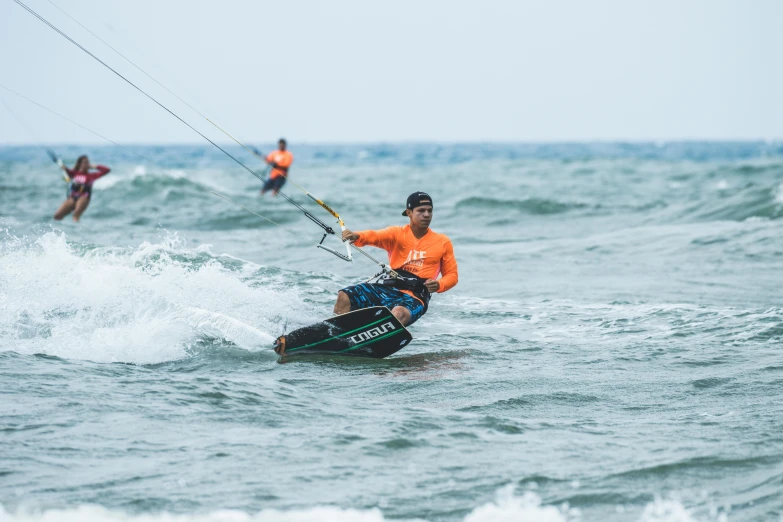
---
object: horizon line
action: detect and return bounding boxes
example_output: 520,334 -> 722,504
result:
2,138 -> 782,147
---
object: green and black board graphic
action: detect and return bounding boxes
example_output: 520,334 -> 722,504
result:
274,306 -> 412,358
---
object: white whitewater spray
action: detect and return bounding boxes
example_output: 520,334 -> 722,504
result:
0,487 -> 734,522
0,231 -> 312,364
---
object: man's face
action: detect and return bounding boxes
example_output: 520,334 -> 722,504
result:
408,205 -> 432,229
278,141 -> 286,151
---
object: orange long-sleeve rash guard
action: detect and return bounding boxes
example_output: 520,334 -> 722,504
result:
353,225 -> 458,293
266,150 -> 293,179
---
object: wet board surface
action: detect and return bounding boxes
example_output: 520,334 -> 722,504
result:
274,306 -> 412,358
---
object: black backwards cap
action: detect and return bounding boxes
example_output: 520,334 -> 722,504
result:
402,192 -> 433,216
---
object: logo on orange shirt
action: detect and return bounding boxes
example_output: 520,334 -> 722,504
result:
402,250 -> 426,268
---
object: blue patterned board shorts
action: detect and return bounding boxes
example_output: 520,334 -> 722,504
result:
340,283 -> 426,326
262,176 -> 286,192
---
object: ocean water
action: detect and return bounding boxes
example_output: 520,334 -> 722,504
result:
1,142 -> 782,522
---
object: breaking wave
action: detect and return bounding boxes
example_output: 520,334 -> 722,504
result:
0,231 -> 315,364
0,486 -> 733,522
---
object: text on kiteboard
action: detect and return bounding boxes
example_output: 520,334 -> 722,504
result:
348,322 -> 396,344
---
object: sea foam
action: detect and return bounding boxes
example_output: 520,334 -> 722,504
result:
0,488 -> 733,522
0,231 -> 297,364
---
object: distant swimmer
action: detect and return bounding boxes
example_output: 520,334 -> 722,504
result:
261,138 -> 293,196
53,155 -> 110,222
335,192 -> 459,326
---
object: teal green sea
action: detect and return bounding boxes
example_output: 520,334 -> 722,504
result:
1,142 -> 782,521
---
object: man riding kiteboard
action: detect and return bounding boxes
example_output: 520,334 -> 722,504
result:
272,192 -> 458,358
260,138 -> 293,196
334,191 -> 459,326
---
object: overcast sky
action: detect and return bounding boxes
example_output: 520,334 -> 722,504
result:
1,0 -> 781,144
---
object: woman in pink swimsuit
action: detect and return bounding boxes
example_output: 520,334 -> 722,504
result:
53,155 -> 110,222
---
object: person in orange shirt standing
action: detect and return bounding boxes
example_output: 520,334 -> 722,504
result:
261,138 -> 293,196
335,192 -> 458,326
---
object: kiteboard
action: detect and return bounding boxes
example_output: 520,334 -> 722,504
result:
273,306 -> 412,358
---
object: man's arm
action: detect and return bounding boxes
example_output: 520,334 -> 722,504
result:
342,227 -> 398,251
271,154 -> 292,173
433,240 -> 458,293
266,153 -> 293,170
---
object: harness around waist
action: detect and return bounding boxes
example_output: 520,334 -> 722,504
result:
70,182 -> 92,195
372,268 -> 431,312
